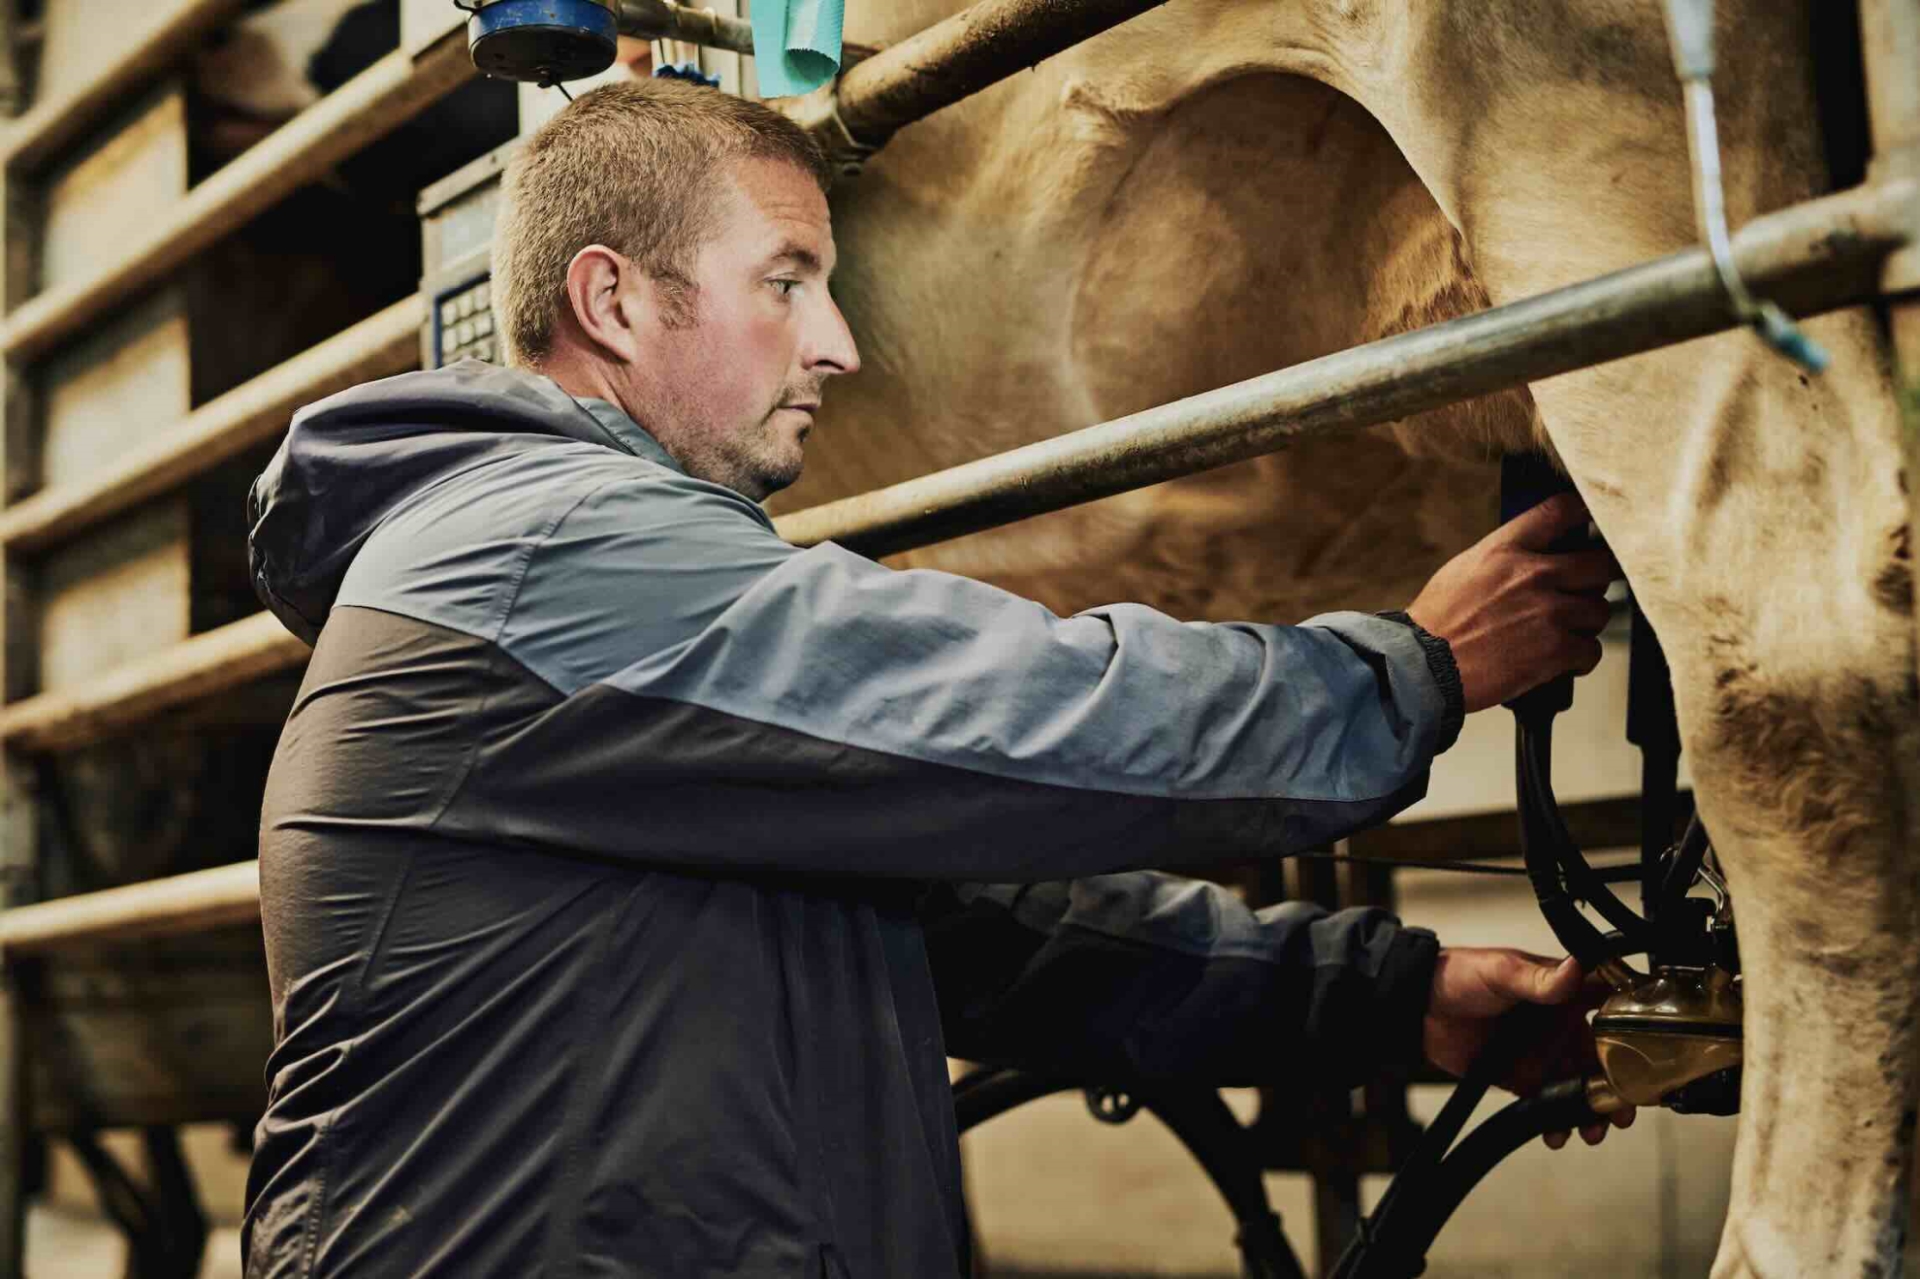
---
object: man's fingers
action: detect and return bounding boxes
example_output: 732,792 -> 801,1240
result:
1537,547 -> 1620,593
1563,635 -> 1604,677
1580,1122 -> 1607,1146
1498,492 -> 1590,552
1611,1107 -> 1637,1130
1543,1129 -> 1570,1151
1514,953 -> 1583,1005
1550,594 -> 1614,637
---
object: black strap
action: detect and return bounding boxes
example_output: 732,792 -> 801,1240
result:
1626,595 -> 1683,946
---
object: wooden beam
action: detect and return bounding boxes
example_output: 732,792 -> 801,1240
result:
0,861 -> 259,956
0,0 -> 246,176
0,296 -> 421,554
0,796 -> 1687,957
0,29 -> 474,365
0,612 -> 305,754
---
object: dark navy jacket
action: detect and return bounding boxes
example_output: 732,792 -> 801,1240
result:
240,361 -> 1461,1278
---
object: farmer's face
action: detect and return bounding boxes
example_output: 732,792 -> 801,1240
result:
636,156 -> 859,500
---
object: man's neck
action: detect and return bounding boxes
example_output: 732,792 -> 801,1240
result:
536,348 -> 630,419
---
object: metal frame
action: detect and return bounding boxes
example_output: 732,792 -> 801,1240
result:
0,0 -> 1904,1273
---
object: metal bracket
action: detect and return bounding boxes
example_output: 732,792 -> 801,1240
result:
1662,0 -> 1830,372
774,84 -> 885,179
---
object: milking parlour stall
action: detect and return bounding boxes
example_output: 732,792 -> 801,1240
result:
0,0 -> 1908,1275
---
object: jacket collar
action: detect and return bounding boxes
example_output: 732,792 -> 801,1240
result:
569,393 -> 686,474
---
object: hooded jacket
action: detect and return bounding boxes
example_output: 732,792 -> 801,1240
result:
241,360 -> 1462,1279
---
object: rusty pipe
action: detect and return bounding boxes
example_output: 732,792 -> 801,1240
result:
618,0 -> 755,55
830,0 -> 1169,145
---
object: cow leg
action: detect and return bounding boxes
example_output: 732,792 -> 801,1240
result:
1533,312 -> 1917,1278
1295,1 -> 1920,1268
1595,323 -> 1914,1279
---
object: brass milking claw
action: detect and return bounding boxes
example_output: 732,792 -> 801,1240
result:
1588,962 -> 1742,1116
1587,845 -> 1744,1117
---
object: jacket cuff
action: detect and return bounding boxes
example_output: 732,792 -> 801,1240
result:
1376,610 -> 1464,754
1372,925 -> 1441,1076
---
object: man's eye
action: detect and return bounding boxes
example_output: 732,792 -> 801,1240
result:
770,279 -> 799,297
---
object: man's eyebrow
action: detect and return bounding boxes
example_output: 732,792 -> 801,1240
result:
767,241 -> 829,276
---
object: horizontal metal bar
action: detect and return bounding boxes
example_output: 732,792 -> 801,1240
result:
619,0 -> 756,56
0,29 -> 475,365
833,0 -> 1168,144
0,0 -> 246,175
0,297 -> 421,554
1,861 -> 259,956
772,179 -> 1916,556
0,613 -> 307,755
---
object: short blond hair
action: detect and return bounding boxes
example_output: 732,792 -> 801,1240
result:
494,78 -> 830,366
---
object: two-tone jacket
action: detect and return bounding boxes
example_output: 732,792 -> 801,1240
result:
240,360 -> 1463,1279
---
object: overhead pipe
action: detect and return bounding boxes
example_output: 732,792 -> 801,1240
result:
827,0 -> 1170,146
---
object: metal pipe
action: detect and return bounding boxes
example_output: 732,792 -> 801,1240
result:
0,861 -> 260,956
0,0 -> 247,175
773,178 -> 1914,556
0,30 -> 476,365
618,0 -> 755,56
832,0 -> 1169,145
0,298 -> 421,555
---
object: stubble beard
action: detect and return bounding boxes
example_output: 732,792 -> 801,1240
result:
741,382 -> 820,501
743,415 -> 807,501
689,402 -> 808,503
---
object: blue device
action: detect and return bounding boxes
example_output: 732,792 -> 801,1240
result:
466,0 -> 620,85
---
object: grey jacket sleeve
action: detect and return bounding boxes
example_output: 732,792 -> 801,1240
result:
354,465 -> 1464,882
920,874 -> 1438,1087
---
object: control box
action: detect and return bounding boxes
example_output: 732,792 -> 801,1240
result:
418,139 -> 517,369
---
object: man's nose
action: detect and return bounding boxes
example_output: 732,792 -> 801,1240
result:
803,295 -> 861,377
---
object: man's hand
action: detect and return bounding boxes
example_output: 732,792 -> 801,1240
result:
1406,493 -> 1620,713
1423,946 -> 1636,1149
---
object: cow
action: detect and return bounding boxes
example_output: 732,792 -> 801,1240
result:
771,2 -> 1917,1274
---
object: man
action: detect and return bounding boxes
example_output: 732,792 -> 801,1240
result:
242,79 -> 1628,1278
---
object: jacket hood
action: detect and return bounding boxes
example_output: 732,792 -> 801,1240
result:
248,360 -> 656,645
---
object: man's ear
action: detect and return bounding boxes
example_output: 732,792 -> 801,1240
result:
562,245 -> 647,361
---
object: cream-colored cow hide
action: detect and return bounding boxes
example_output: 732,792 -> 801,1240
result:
780,2 -> 1920,1275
